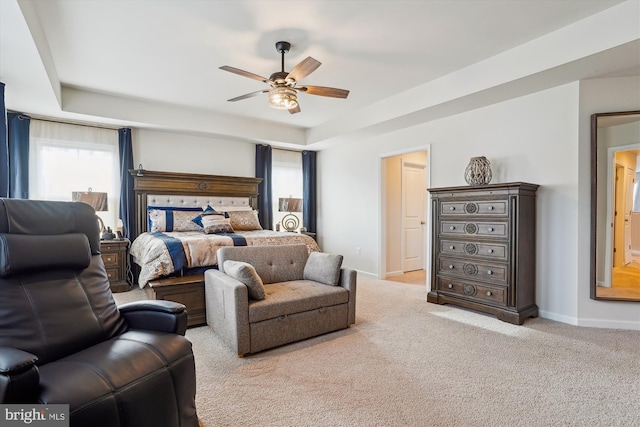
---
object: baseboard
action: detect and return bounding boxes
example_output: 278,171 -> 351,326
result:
538,310 -> 578,326
539,310 -> 640,331
355,270 -> 379,279
385,271 -> 403,278
577,317 -> 640,331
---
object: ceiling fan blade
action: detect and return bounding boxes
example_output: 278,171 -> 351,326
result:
288,104 -> 301,114
227,90 -> 268,102
298,86 -> 349,99
219,66 -> 269,83
286,57 -> 321,82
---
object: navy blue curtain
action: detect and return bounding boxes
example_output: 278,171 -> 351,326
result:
118,128 -> 135,240
6,113 -> 30,198
0,83 -> 7,197
118,128 -> 135,286
302,150 -> 317,233
255,144 -> 273,229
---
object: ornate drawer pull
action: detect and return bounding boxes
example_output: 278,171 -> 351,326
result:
488,206 -> 494,211
488,249 -> 494,253
450,226 -> 455,230
449,245 -> 455,250
448,284 -> 453,289
488,227 -> 494,232
486,291 -> 492,296
487,270 -> 493,275
449,265 -> 454,269
450,206 -> 455,211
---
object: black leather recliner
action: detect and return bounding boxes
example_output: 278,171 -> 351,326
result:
0,198 -> 199,427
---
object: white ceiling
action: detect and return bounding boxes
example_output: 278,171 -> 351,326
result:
1,0 -> 638,150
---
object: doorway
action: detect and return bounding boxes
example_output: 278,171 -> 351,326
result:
381,149 -> 429,286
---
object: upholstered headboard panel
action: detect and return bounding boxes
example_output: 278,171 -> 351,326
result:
147,195 -> 253,212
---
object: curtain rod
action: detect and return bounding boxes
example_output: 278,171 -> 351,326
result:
8,110 -> 123,131
273,147 -> 316,154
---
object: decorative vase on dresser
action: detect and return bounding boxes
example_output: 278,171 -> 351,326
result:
427,182 -> 539,325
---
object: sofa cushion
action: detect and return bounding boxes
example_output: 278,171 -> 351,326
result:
248,280 -> 349,323
223,260 -> 265,300
303,252 -> 343,286
218,245 -> 308,284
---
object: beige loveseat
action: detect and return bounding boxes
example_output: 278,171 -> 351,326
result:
204,244 -> 356,356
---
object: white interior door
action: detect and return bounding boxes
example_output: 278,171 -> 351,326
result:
624,167 -> 634,264
614,164 -> 625,268
402,162 -> 426,272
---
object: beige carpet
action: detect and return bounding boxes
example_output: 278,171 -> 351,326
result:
115,280 -> 640,427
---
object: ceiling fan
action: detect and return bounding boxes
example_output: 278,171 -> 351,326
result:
219,41 -> 349,114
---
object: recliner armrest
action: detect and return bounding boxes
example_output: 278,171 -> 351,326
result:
0,347 -> 39,403
119,300 -> 188,336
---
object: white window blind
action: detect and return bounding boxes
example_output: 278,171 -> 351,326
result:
28,120 -> 121,231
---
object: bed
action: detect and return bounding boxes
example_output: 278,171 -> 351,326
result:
128,169 -> 319,326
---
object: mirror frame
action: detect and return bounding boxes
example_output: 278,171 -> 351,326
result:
590,110 -> 640,301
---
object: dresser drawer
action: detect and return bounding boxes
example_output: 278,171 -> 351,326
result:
440,221 -> 508,238
440,240 -> 508,261
438,257 -> 508,283
436,276 -> 507,307
105,266 -> 121,282
101,252 -> 120,266
441,200 -> 507,216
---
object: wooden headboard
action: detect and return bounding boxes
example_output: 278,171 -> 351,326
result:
129,169 -> 262,238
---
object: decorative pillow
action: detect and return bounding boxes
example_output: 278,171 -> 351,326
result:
148,209 -> 203,233
201,213 -> 235,234
147,206 -> 202,230
303,252 -> 344,286
192,205 -> 217,228
223,260 -> 265,300
228,210 -> 262,231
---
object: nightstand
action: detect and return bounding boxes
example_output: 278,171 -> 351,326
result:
100,239 -> 130,293
300,231 -> 317,241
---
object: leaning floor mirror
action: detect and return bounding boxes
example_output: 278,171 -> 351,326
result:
591,110 -> 640,301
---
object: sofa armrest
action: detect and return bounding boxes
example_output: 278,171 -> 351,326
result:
339,268 -> 357,325
204,269 -> 251,356
0,347 -> 39,403
119,300 -> 188,336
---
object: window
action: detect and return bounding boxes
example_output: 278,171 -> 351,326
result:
272,149 -> 303,231
29,120 -> 120,231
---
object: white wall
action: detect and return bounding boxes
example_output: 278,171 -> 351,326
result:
577,76 -> 640,329
128,77 -> 640,330
133,128 -> 255,177
319,82 -> 586,325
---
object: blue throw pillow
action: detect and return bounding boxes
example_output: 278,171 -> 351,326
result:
192,205 -> 216,228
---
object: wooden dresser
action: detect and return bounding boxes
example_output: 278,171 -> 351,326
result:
100,239 -> 130,293
427,182 -> 539,325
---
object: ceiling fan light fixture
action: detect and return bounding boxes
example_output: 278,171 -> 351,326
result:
268,86 -> 298,110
